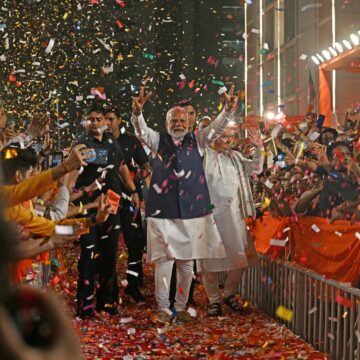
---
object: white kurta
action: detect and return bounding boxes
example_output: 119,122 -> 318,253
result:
197,147 -> 263,272
131,109 -> 234,262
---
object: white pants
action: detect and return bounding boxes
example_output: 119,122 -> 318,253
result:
202,269 -> 244,304
155,257 -> 193,312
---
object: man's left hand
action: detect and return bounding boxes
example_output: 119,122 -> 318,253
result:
248,127 -> 263,148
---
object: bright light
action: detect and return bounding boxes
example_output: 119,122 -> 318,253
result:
316,53 -> 325,63
275,111 -> 284,121
311,56 -> 320,65
266,112 -> 275,120
321,50 -> 331,61
343,39 -> 352,50
350,33 -> 359,46
334,42 -> 344,53
328,47 -> 337,57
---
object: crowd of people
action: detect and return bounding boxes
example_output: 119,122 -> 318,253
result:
0,89 -> 358,357
247,111 -> 360,223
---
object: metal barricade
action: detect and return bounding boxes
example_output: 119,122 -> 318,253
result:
220,255 -> 360,360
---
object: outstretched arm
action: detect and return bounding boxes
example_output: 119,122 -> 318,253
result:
130,86 -> 159,155
196,85 -> 238,152
131,113 -> 160,155
240,128 -> 265,175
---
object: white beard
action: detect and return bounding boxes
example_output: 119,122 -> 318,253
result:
168,128 -> 187,140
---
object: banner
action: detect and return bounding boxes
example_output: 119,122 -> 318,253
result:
250,214 -> 360,285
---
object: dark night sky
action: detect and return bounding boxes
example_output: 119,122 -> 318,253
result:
0,0 -> 244,147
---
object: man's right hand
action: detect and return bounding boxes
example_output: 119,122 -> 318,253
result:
224,85 -> 238,112
132,86 -> 153,115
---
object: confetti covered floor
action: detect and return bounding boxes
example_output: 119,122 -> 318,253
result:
58,241 -> 331,360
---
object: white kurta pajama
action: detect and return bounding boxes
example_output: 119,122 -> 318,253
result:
198,146 -> 264,304
131,109 -> 233,311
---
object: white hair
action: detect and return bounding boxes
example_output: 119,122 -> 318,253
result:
165,106 -> 188,123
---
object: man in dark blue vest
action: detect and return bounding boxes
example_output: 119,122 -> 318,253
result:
131,86 -> 238,324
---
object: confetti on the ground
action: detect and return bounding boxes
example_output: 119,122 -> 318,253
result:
52,238 -> 330,359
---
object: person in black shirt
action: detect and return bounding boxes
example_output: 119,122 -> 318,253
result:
105,106 -> 150,303
73,102 -> 139,318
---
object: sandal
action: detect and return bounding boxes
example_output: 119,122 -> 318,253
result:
224,295 -> 244,313
207,302 -> 222,316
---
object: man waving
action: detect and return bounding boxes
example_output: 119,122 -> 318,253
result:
131,86 -> 238,324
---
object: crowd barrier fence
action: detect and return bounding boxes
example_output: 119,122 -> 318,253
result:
220,255 -> 360,360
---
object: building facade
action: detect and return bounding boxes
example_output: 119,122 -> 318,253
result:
245,0 -> 360,124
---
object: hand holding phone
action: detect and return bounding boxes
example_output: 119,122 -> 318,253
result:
316,114 -> 325,128
50,151 -> 64,168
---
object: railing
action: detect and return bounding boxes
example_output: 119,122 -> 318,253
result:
222,255 -> 360,360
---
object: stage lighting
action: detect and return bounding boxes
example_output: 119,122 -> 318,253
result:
343,39 -> 352,50
328,47 -> 337,57
311,56 -> 320,65
350,34 -> 359,46
334,42 -> 344,53
316,54 -> 325,63
321,50 -> 331,61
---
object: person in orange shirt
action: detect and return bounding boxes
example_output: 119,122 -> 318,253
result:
1,144 -> 112,285
0,143 -> 92,207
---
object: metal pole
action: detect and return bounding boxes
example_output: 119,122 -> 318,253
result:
56,98 -> 61,151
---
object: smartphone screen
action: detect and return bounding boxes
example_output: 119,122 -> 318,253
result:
316,114 -> 325,128
86,149 -> 108,165
50,152 -> 63,168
